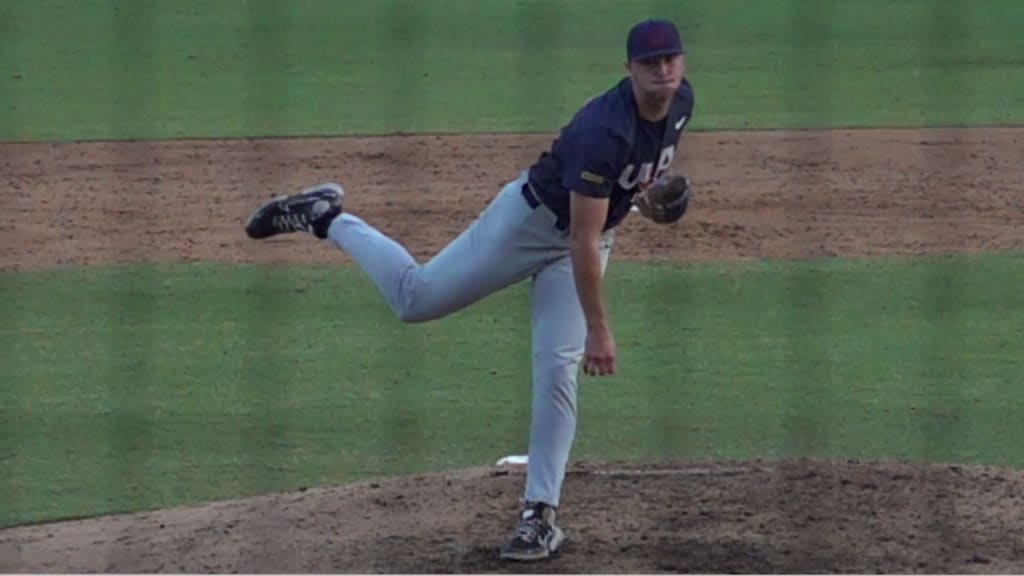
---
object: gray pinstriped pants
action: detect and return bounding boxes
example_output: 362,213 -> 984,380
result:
326,170 -> 613,506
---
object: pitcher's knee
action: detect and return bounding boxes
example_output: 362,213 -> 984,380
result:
395,304 -> 435,324
545,347 -> 584,370
535,349 -> 584,399
393,288 -> 462,324
540,348 -> 583,371
393,292 -> 446,323
389,270 -> 441,323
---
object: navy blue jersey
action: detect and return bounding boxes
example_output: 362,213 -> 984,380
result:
527,76 -> 695,231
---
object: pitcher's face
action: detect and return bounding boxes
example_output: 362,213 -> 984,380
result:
627,54 -> 684,100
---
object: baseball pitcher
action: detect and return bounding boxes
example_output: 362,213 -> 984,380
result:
245,18 -> 694,562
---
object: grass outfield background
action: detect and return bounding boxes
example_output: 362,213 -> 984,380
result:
2,0 -> 1023,528
4,256 -> 1024,527
1,0 -> 1023,141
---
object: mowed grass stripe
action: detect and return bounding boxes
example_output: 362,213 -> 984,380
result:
1,253 -> 1022,526
2,0 -> 1023,141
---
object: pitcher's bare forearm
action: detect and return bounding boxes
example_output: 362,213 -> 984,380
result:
569,191 -> 611,330
570,238 -> 607,331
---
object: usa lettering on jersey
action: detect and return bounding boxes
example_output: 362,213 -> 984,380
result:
617,144 -> 675,190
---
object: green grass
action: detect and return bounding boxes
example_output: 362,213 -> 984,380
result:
2,0 -> 1022,532
2,253 -> 1023,527
1,0 -> 1023,140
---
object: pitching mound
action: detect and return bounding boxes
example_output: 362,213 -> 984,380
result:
3,458 -> 1024,573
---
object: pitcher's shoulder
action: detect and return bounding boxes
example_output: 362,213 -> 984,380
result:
572,77 -> 637,140
563,83 -> 633,142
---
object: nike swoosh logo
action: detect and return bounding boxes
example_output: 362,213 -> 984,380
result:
675,116 -> 688,130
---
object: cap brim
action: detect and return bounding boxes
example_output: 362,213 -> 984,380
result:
630,47 -> 685,61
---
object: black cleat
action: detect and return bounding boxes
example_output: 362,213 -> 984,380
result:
499,501 -> 566,562
245,183 -> 344,240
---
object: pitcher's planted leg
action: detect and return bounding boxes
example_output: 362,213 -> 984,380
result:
523,256 -> 587,507
501,238 -> 611,561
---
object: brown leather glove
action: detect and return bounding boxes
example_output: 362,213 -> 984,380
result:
634,174 -> 691,224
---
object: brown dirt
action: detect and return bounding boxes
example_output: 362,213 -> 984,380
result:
2,127 -> 1023,271
1,127 -> 1023,573
4,459 -> 1024,574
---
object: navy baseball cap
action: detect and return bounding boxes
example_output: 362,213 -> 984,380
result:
627,19 -> 685,61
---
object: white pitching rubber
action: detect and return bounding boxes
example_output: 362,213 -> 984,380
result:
495,454 -> 529,467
